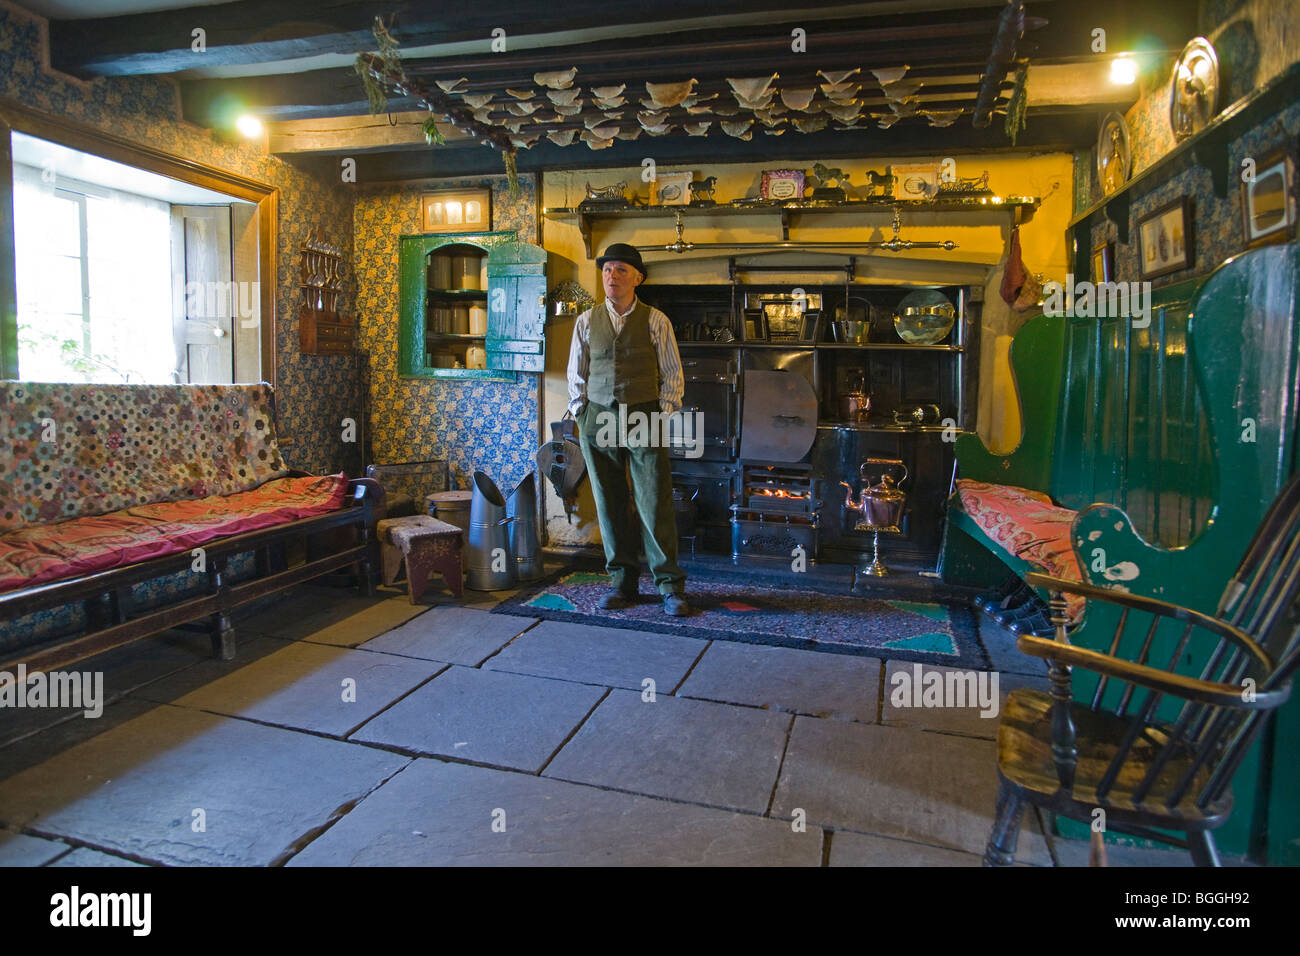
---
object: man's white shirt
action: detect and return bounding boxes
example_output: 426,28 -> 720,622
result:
566,297 -> 684,418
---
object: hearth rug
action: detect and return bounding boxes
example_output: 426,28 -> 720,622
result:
492,568 -> 990,670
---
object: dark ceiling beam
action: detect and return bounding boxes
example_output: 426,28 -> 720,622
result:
296,108 -> 1097,183
45,0 -> 954,78
972,0 -> 1024,127
405,46 -> 1002,88
1020,0 -> 1200,59
179,54 -> 1009,128
400,18 -> 1024,76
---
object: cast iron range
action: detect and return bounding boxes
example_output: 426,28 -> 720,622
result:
731,463 -> 821,560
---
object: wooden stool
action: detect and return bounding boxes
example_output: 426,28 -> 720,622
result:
376,515 -> 464,603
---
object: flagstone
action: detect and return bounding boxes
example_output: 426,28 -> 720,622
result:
288,758 -> 821,866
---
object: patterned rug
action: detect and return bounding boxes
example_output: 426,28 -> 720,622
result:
492,566 -> 990,669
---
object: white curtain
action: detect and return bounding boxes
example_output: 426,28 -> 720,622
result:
13,163 -> 174,383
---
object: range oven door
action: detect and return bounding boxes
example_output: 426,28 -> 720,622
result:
670,351 -> 737,462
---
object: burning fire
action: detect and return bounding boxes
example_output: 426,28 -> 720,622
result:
753,488 -> 809,499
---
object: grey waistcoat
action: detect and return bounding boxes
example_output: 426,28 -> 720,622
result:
587,300 -> 660,407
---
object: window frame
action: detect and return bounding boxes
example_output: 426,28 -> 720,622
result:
0,97 -> 279,387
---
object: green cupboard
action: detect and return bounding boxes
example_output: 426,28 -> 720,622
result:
485,240 -> 548,373
397,230 -> 519,380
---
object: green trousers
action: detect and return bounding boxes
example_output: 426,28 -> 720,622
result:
578,399 -> 686,596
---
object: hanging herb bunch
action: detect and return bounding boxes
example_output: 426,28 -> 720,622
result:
354,16 -> 519,196
1004,61 -> 1029,145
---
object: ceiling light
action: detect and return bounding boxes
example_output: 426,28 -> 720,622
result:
236,115 -> 263,137
1110,56 -> 1138,85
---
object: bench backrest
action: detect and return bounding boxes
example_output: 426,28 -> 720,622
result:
959,240 -> 1300,567
1051,275 -> 1214,545
0,382 -> 289,533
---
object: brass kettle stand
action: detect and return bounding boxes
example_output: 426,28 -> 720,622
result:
852,521 -> 902,589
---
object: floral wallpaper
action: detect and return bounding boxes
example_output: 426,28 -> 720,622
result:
0,3 -> 360,643
0,2 -> 360,479
353,174 -> 541,492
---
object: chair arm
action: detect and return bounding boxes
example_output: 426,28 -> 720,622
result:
1023,572 -> 1272,671
347,477 -> 385,516
1013,633 -> 1290,710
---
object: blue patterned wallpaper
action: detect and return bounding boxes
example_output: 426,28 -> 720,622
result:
1080,7 -> 1299,288
353,175 -> 541,492
0,3 -> 360,478
1086,99 -> 1300,290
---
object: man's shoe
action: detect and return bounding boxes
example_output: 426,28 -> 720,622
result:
598,588 -> 637,610
663,593 -> 692,617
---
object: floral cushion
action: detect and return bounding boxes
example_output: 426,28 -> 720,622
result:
0,382 -> 288,534
955,478 -> 1085,623
0,474 -> 348,594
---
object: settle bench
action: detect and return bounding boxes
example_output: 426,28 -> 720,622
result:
941,240 -> 1300,858
0,382 -> 382,673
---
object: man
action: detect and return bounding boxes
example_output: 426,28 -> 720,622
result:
566,243 -> 691,616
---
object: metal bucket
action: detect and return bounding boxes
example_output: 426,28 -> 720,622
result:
507,472 -> 544,583
426,489 -> 472,532
466,471 -> 518,591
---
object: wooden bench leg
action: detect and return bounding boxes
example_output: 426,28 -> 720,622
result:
208,559 -> 236,660
358,524 -> 378,597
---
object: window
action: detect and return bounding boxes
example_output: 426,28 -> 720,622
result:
13,163 -> 174,383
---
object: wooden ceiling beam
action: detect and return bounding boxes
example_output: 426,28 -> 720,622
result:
44,0 -> 960,78
297,107 -> 1096,182
265,111 -> 470,153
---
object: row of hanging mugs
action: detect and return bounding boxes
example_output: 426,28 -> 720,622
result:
427,252 -> 488,291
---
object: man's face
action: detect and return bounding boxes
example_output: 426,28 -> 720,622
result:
602,260 -> 643,303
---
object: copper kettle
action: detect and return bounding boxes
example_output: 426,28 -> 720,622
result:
841,458 -> 908,529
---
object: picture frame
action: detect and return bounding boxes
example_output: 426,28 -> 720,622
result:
760,169 -> 805,201
1241,145 -> 1297,249
1138,197 -> 1194,280
1091,240 -> 1115,283
888,162 -> 940,200
652,171 -> 694,206
742,310 -> 768,342
420,188 -> 491,233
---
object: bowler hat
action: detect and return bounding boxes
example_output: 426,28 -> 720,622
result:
596,242 -> 647,278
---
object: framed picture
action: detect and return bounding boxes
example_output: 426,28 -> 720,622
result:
652,171 -> 694,206
760,169 -> 805,201
1091,241 -> 1115,283
888,162 -> 940,200
421,188 -> 491,233
1241,145 -> 1296,249
1138,197 -> 1194,280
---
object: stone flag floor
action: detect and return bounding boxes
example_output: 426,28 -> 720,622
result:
0,569 -> 1199,867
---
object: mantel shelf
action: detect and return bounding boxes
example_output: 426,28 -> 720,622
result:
545,196 -> 1041,257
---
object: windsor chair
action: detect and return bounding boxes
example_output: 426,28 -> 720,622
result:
983,472 -> 1300,866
